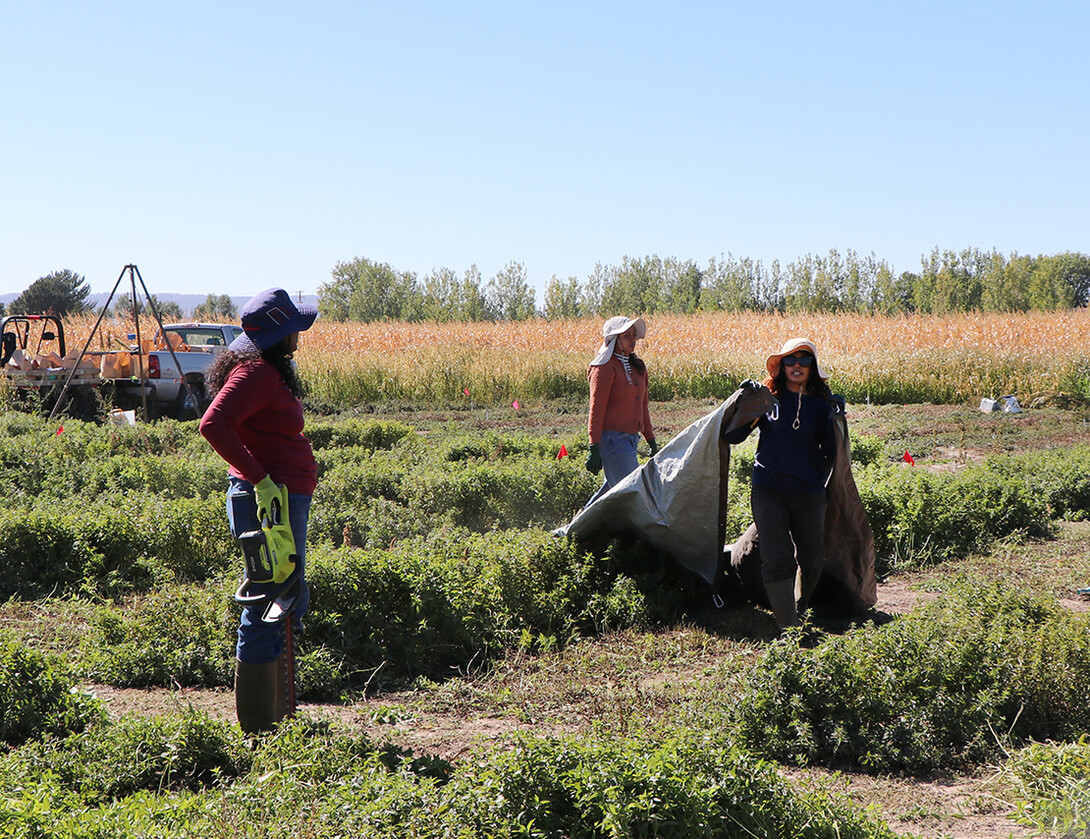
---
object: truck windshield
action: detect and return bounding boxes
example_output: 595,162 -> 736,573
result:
166,328 -> 226,347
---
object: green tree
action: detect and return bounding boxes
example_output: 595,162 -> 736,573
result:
486,261 -> 536,321
192,293 -> 237,321
156,300 -> 184,320
839,251 -> 899,314
702,253 -> 761,311
1029,252 -> 1090,309
870,263 -> 913,315
765,259 -> 786,311
421,267 -> 458,322
783,253 -> 817,313
926,247 -> 986,313
599,255 -> 664,315
661,257 -> 702,313
449,265 -> 492,322
579,263 -> 609,317
542,275 -> 582,320
981,251 -> 1033,312
113,293 -> 182,321
9,269 -> 90,316
319,257 -> 421,322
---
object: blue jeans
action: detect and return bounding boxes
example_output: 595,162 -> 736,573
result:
586,430 -> 640,506
227,476 -> 311,664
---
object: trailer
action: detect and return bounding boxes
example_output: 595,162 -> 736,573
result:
0,314 -> 101,420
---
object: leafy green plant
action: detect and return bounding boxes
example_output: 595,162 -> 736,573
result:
432,732 -> 895,838
856,461 -> 1052,571
0,638 -> 103,747
311,438 -> 594,549
303,530 -> 609,690
1007,736 -> 1090,837
79,585 -> 236,688
5,711 -> 249,803
989,444 -> 1090,521
734,578 -> 1090,774
305,417 -> 415,450
0,505 -> 159,599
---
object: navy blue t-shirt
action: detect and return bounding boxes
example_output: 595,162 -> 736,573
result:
752,390 -> 836,493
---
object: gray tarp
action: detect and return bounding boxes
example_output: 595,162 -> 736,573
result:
556,387 -> 775,586
557,386 -> 877,615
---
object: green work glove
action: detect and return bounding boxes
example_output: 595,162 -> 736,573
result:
254,475 -> 281,525
648,438 -> 660,457
585,443 -> 602,475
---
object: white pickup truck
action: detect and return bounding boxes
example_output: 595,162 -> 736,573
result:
105,322 -> 242,419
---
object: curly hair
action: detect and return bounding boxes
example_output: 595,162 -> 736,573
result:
206,338 -> 305,399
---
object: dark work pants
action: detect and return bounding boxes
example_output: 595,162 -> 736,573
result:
751,485 -> 827,584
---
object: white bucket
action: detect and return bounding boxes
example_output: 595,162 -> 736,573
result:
107,408 -> 137,426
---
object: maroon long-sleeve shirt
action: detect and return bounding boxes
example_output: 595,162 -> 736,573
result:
199,359 -> 318,495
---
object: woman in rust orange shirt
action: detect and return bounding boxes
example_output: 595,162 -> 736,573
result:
584,316 -> 658,506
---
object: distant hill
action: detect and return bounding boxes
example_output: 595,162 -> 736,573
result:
0,291 -> 319,318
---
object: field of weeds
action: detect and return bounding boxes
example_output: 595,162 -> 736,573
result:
1,312 -> 1089,838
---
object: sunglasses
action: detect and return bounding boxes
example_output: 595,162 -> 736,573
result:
782,354 -> 813,368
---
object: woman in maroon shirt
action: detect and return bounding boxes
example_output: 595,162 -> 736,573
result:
200,287 -> 317,734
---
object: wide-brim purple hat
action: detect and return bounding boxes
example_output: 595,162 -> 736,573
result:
229,288 -> 318,353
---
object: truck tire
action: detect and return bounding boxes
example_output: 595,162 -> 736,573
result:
172,383 -> 208,420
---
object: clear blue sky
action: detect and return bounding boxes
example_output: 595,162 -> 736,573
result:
3,1 -> 1087,302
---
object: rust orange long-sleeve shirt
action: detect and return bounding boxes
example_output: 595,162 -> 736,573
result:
587,356 -> 654,444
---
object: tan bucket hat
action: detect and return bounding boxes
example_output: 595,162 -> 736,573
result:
765,337 -> 828,380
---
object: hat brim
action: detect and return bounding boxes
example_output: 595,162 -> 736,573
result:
766,339 -> 828,380
228,306 -> 317,353
602,316 -> 647,340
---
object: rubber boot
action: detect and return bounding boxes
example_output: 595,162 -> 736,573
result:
795,569 -> 821,618
765,578 -> 799,630
234,659 -> 278,734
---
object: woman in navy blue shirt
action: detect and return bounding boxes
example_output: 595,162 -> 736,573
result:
746,338 -> 843,629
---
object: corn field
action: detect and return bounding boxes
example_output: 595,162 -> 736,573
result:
61,309 -> 1090,406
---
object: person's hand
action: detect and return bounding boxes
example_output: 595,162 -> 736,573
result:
585,443 -> 602,475
739,378 -> 761,392
254,475 -> 281,525
828,394 -> 847,418
648,438 -> 660,457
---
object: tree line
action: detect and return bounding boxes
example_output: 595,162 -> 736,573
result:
2,271 -> 237,321
7,248 -> 1089,325
320,249 -> 1090,322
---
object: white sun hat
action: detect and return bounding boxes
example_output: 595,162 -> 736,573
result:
589,316 -> 647,366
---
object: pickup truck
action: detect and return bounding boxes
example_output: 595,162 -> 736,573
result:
104,322 -> 242,419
